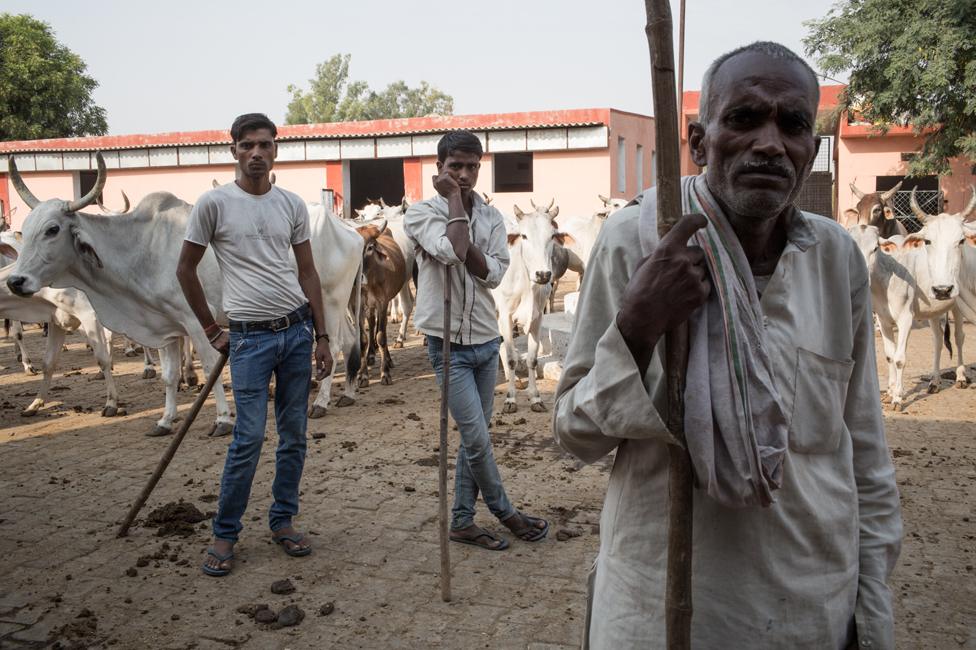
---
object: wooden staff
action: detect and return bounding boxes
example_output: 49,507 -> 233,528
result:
644,1 -> 694,648
438,265 -> 453,602
117,353 -> 228,537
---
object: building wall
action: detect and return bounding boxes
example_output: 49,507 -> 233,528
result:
836,134 -> 976,216
608,110 -> 655,200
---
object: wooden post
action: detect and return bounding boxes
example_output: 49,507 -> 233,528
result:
644,1 -> 694,648
438,265 -> 453,602
117,353 -> 228,538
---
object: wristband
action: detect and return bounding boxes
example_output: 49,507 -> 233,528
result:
203,322 -> 221,335
316,333 -> 330,343
446,218 -> 469,227
207,329 -> 224,343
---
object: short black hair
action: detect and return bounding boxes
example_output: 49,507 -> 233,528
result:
437,130 -> 483,162
230,113 -> 278,143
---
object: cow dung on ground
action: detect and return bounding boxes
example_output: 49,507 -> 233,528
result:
143,501 -> 207,537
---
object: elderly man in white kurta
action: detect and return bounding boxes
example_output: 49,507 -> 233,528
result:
553,42 -> 902,650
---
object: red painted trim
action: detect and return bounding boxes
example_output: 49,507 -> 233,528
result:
325,161 -> 343,212
0,108 -> 614,153
838,120 -> 923,139
403,158 -> 424,204
0,175 -> 10,224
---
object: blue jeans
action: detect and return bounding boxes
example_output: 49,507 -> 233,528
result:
426,335 -> 516,530
212,318 -> 313,542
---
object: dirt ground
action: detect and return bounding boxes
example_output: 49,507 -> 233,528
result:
0,311 -> 973,649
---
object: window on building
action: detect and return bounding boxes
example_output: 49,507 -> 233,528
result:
635,144 -> 644,192
493,152 -> 533,193
617,137 -> 627,193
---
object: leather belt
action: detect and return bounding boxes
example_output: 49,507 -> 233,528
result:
228,304 -> 310,333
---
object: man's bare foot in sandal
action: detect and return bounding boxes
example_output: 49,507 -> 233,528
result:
502,511 -> 549,542
272,525 -> 312,557
202,538 -> 235,577
450,524 -> 510,551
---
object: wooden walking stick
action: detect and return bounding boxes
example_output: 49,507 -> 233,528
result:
644,0 -> 694,647
117,353 -> 228,537
438,264 -> 453,602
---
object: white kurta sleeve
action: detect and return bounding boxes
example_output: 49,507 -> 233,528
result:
845,278 -> 903,650
553,210 -> 673,465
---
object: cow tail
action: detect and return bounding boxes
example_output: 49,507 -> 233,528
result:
944,317 -> 953,359
345,260 -> 364,381
3,319 -> 8,338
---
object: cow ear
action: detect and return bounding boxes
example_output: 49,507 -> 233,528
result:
355,223 -> 382,240
878,239 -> 899,253
554,232 -> 576,247
550,206 -> 559,218
506,233 -> 521,246
841,209 -> 859,228
964,231 -> 976,247
883,206 -> 896,220
903,235 -> 925,250
70,226 -> 103,268
513,205 -> 524,219
0,243 -> 18,260
354,209 -> 364,218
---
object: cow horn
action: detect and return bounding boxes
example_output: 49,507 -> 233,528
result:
379,197 -> 387,208
514,204 -> 525,219
547,198 -> 555,212
66,153 -> 107,213
529,199 -> 537,210
880,180 -> 903,202
120,190 -> 130,213
849,183 -> 865,200
7,157 -> 41,209
909,187 -> 930,222
598,194 -> 609,205
212,179 -> 220,188
961,186 -> 976,222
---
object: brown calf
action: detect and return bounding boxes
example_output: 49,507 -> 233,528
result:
354,221 -> 407,387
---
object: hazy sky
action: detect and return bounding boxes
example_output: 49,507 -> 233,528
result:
5,0 -> 845,136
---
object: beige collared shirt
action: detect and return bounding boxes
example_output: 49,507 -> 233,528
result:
404,192 -> 510,345
553,201 -> 902,649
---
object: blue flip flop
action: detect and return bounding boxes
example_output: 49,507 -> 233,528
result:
273,533 -> 312,557
201,547 -> 234,577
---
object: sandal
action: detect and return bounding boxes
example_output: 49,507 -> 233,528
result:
273,533 -> 312,557
503,512 -> 549,542
450,526 -> 509,551
201,547 -> 234,577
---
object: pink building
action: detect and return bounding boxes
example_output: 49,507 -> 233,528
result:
0,109 -> 654,230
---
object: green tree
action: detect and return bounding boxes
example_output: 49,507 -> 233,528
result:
0,14 -> 107,141
286,54 -> 453,124
804,0 -> 976,175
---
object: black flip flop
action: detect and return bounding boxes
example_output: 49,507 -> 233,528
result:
450,528 -> 510,551
505,513 -> 549,542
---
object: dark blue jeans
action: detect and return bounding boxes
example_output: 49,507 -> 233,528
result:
212,318 -> 312,542
427,335 -> 516,530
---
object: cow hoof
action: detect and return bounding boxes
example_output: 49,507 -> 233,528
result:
20,408 -> 38,417
124,350 -> 138,358
207,422 -> 234,437
335,396 -> 355,408
515,378 -> 527,390
26,365 -> 38,376
146,425 -> 173,437
927,383 -> 940,394
381,375 -> 393,386
893,402 -> 904,413
502,402 -> 518,414
308,404 -> 328,419
102,406 -> 118,417
94,370 -> 105,380
530,401 -> 547,413
142,368 -> 157,379
358,376 -> 370,388
186,373 -> 200,387
393,340 -> 404,349
956,380 -> 969,389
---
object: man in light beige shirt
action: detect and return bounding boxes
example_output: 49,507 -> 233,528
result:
553,42 -> 902,649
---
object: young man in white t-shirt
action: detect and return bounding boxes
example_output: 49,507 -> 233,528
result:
176,113 -> 332,577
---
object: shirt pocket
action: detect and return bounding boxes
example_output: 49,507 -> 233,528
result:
788,348 -> 855,454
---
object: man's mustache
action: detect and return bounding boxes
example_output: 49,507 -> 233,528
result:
737,160 -> 792,179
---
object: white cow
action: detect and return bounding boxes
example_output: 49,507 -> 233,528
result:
0,259 -> 120,417
492,201 -> 574,413
556,194 -> 629,290
7,155 -> 234,437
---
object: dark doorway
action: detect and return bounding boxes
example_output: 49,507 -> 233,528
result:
79,170 -> 104,203
794,171 -> 833,217
349,158 -> 405,212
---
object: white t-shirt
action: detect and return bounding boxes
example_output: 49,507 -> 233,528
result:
185,182 -> 310,320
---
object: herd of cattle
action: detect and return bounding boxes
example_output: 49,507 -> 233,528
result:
2,153 -> 973,434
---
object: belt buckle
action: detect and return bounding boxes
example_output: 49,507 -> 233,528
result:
271,315 -> 290,332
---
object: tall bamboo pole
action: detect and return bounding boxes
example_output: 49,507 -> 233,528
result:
438,265 -> 453,602
643,1 -> 694,648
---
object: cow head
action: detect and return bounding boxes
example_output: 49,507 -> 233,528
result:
847,181 -> 902,227
596,194 -> 628,219
902,186 -> 976,300
509,199 -> 574,286
354,219 -> 389,274
847,223 -> 904,273
355,203 -> 384,222
5,153 -> 107,297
